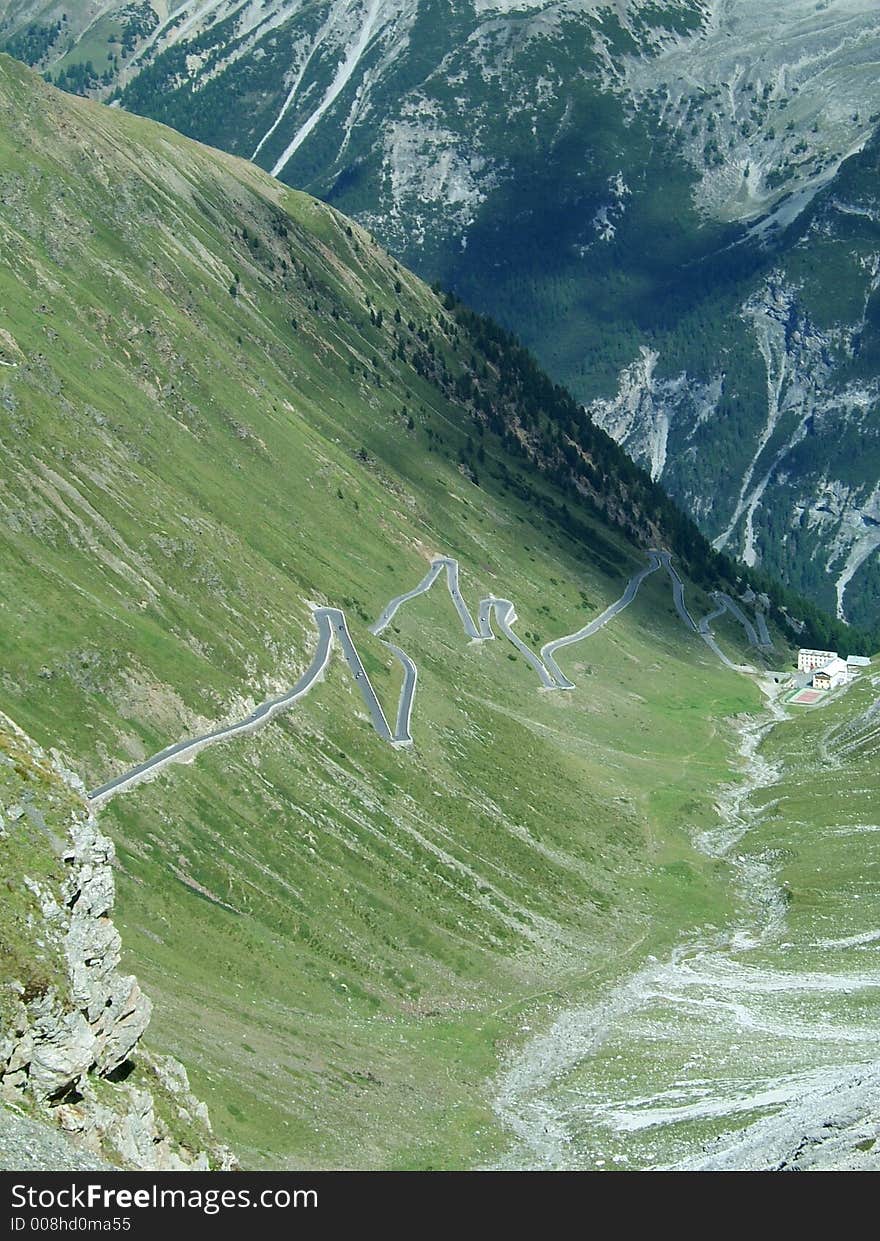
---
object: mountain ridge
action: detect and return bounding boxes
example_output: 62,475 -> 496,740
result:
8,0 -> 876,626
0,53 -> 775,1167
3,48 -> 880,1172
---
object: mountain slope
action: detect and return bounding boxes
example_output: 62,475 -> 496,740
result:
10,0 -> 879,233
0,54 -> 792,1168
5,0 -> 878,627
588,127 -> 880,631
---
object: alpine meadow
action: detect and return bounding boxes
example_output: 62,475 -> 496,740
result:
0,1 -> 878,1181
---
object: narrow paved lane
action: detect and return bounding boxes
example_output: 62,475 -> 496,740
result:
89,549 -> 762,805
90,604 -> 407,805
696,590 -> 774,673
479,597 -> 557,688
541,552 -> 665,687
382,641 -> 418,744
659,551 -> 699,632
370,556 -> 481,639
90,607 -> 335,804
755,609 -> 773,650
715,592 -> 760,648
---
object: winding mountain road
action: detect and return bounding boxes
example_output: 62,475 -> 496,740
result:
90,605 -> 404,805
715,592 -> 760,648
88,549 -> 769,806
370,556 -> 481,640
661,552 -> 699,633
382,640 -> 418,743
755,609 -> 773,650
91,606 -> 330,805
479,597 -> 556,688
696,591 -> 772,673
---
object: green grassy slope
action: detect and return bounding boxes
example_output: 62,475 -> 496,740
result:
6,3 -> 879,630
0,56 -> 775,1167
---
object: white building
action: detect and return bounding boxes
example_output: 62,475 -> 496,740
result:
847,655 -> 871,671
798,648 -> 838,673
813,657 -> 849,690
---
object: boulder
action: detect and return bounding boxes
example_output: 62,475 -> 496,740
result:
92,976 -> 152,1075
26,997 -> 95,1100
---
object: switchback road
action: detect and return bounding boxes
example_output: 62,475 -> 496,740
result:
89,551 -> 769,805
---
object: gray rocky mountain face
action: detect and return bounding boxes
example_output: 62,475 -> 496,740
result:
4,818 -> 151,1100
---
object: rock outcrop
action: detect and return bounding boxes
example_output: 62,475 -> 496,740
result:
0,712 -> 235,1171
669,1064 -> 880,1172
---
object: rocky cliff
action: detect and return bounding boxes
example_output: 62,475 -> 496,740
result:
0,712 -> 235,1170
589,151 -> 880,633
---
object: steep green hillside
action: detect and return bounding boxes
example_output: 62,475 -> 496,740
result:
0,55 -> 836,1169
2,2 -> 878,626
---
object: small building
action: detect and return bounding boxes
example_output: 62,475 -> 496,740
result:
798,648 -> 838,673
813,657 -> 849,690
847,655 -> 871,671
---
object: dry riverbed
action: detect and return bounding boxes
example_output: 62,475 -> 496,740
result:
490,678 -> 880,1171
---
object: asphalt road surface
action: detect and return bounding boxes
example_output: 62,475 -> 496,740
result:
697,595 -> 760,673
479,597 -> 557,688
89,550 -> 761,805
90,605 -> 402,804
541,551 -> 664,687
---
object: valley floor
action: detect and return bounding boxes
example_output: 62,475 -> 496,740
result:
489,671 -> 880,1170
99,549 -> 880,1172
